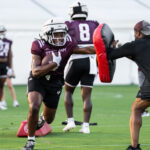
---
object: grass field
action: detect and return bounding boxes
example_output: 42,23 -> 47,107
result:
0,85 -> 150,150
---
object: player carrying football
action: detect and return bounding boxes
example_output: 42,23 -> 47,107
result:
23,18 -> 95,150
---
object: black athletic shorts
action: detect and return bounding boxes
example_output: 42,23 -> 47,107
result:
28,73 -> 64,109
65,58 -> 95,87
0,62 -> 7,78
136,76 -> 150,100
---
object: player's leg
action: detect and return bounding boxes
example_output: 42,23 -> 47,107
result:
63,59 -> 80,131
127,77 -> 150,150
37,85 -> 63,129
79,73 -> 94,134
0,63 -> 7,110
127,98 -> 150,150
63,84 -> 76,131
23,91 -> 43,150
81,87 -> 92,122
6,78 -> 19,107
1,86 -> 7,107
23,76 -> 45,150
0,78 -> 7,110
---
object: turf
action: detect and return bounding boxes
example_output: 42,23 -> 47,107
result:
0,85 -> 150,150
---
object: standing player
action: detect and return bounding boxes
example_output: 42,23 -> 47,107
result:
0,25 -> 13,110
23,18 -> 95,150
63,1 -> 99,134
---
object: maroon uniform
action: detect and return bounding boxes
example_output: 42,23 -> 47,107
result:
65,20 -> 99,46
31,36 -> 77,76
65,20 -> 99,87
28,36 -> 77,109
0,38 -> 12,78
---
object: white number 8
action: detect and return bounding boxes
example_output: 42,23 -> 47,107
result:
79,24 -> 90,41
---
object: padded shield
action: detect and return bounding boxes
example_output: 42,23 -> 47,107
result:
93,23 -> 116,82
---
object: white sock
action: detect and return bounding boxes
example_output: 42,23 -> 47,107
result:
68,118 -> 74,123
83,122 -> 89,127
28,136 -> 35,141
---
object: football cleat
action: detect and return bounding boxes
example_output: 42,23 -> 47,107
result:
79,124 -> 90,134
23,140 -> 35,150
13,100 -> 19,107
126,144 -> 142,150
63,121 -> 76,132
0,101 -> 7,107
0,103 -> 7,110
141,110 -> 150,117
36,115 -> 45,130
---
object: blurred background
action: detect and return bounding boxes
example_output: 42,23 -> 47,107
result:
0,0 -> 150,85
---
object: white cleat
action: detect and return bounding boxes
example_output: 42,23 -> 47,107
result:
142,111 -> 150,117
13,100 -> 19,107
0,104 -> 7,110
79,125 -> 90,134
63,121 -> 76,132
1,101 -> 7,107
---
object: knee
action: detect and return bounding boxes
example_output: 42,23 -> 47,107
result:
83,99 -> 92,111
64,91 -> 73,103
29,103 -> 40,116
44,115 -> 55,124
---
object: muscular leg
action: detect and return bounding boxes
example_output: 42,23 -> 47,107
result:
6,78 -> 17,101
0,78 -> 6,100
129,98 -> 150,147
43,103 -> 57,124
64,84 -> 75,118
81,87 -> 92,123
27,91 -> 43,136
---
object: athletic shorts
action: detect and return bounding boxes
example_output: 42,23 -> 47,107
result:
28,73 -> 64,109
136,76 -> 150,100
0,62 -> 7,78
65,58 -> 95,88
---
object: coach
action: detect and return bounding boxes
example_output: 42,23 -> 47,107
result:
107,20 -> 150,150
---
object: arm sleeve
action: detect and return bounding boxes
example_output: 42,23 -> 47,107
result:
31,40 -> 42,56
107,41 -> 135,60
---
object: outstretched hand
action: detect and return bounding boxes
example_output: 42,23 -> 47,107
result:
111,40 -> 119,48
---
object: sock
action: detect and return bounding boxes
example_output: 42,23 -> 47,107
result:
28,136 -> 35,141
68,118 -> 74,123
83,122 -> 89,127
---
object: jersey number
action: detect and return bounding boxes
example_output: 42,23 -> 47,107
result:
79,24 -> 90,41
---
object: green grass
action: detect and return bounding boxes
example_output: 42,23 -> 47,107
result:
0,85 -> 150,150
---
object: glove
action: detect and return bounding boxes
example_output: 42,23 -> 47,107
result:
7,67 -> 13,77
52,52 -> 61,67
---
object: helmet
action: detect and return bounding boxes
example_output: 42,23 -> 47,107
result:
0,25 -> 7,39
69,0 -> 88,19
41,18 -> 68,47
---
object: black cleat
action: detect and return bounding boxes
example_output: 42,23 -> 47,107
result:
23,140 -> 35,150
126,144 -> 142,150
36,115 -> 45,130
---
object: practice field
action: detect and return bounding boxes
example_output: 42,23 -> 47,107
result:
0,85 -> 150,150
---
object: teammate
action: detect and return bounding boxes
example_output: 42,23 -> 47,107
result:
63,1 -> 99,134
106,20 -> 150,150
1,74 -> 19,108
23,18 -> 95,150
0,25 -> 13,110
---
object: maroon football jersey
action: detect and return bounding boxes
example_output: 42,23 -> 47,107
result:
0,38 -> 12,58
65,20 -> 99,45
31,36 -> 77,75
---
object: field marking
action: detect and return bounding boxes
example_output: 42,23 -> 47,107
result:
1,143 -> 150,150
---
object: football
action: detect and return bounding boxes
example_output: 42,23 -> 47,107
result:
41,51 -> 58,65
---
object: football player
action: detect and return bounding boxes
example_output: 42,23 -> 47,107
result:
23,18 -> 95,150
0,25 -> 14,110
63,1 -> 99,134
